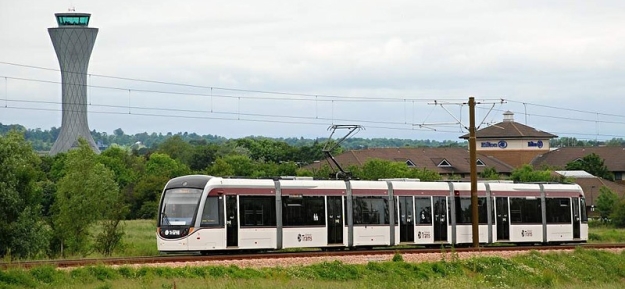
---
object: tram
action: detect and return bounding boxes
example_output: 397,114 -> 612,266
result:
157,175 -> 587,253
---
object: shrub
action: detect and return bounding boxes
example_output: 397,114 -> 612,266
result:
392,252 -> 404,262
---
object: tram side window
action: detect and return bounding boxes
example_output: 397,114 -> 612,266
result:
509,198 -> 542,224
455,197 -> 487,224
282,196 -> 325,226
200,196 -> 224,227
415,197 -> 432,225
240,196 -> 276,227
546,198 -> 571,224
353,197 -> 389,225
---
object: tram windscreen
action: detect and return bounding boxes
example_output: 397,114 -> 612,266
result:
159,188 -> 203,226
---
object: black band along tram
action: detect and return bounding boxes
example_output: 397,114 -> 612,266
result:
157,175 -> 588,253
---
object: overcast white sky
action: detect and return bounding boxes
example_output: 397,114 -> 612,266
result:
1,1 -> 625,141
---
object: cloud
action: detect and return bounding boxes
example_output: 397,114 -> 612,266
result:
1,0 -> 625,140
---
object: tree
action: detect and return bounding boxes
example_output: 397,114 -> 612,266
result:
309,164 -> 333,179
205,158 -> 235,176
156,135 -> 193,165
510,164 -> 556,183
94,194 -> 129,256
51,139 -> 119,257
611,199 -> 625,227
98,146 -> 143,188
480,167 -> 500,180
145,153 -> 190,178
358,159 -> 410,180
129,153 -> 189,219
188,144 -> 219,171
221,155 -> 256,176
9,206 -> 51,259
0,130 -> 48,259
565,153 -> 614,181
408,168 -> 442,181
595,186 -> 619,221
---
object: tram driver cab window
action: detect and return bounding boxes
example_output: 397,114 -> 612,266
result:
200,196 -> 224,227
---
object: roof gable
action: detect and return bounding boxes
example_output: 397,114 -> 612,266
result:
437,159 -> 452,167
460,121 -> 557,139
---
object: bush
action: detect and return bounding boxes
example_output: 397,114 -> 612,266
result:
392,252 -> 404,262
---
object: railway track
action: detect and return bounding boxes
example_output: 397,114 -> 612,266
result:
2,243 -> 623,270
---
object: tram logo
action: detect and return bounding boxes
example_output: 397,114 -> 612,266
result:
297,233 -> 313,242
521,230 -> 533,237
417,231 -> 431,239
164,229 -> 180,236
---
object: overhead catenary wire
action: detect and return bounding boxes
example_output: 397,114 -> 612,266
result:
2,61 -> 623,121
5,97 -> 625,140
2,97 -> 463,130
475,106 -> 625,126
2,61 -> 625,141
0,61 -> 480,103
2,105 -> 465,133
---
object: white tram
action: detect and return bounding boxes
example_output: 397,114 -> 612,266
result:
156,175 -> 588,253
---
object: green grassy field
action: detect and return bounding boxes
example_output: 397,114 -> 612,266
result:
2,248 -> 625,289
117,220 -> 157,257
588,227 -> 625,243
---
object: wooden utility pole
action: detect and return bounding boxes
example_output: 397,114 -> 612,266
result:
469,97 -> 479,248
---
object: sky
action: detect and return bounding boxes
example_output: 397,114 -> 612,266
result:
1,1 -> 625,141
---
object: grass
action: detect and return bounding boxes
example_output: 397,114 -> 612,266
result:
588,226 -> 625,243
1,249 -> 625,289
117,219 -> 159,257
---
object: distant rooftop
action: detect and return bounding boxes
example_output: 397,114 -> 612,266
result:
554,170 -> 595,178
55,13 -> 91,27
459,111 -> 557,139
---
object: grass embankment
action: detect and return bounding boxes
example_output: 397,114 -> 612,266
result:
1,248 -> 624,289
589,226 -> 625,243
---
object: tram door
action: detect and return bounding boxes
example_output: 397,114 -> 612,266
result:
327,196 -> 343,244
433,197 -> 447,242
399,196 -> 414,243
572,197 -> 581,239
226,195 -> 238,247
496,197 -> 509,240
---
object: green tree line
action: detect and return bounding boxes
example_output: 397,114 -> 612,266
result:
1,123 -> 468,152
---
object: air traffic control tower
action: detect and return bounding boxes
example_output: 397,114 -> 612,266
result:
48,12 -> 100,155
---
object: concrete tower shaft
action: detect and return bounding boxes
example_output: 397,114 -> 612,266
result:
49,12 -> 100,155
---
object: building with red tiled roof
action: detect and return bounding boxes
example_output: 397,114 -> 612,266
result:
532,147 -> 625,183
307,112 -> 625,187
307,147 -> 514,179
459,111 -> 557,168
